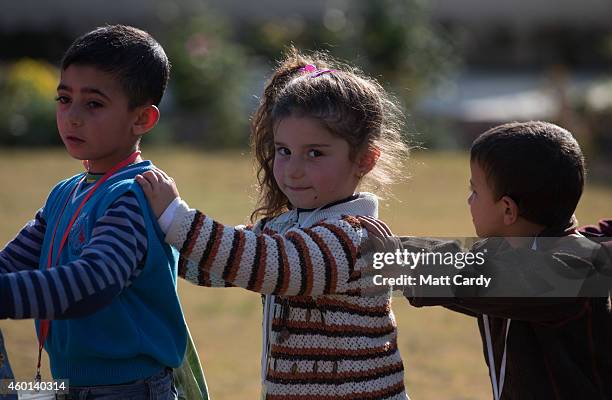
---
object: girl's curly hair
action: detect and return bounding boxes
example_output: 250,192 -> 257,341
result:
251,47 -> 409,221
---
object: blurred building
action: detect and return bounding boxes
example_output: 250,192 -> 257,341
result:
417,0 -> 612,148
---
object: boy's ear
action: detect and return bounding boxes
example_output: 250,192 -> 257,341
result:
358,147 -> 381,176
132,105 -> 160,136
501,195 -> 520,225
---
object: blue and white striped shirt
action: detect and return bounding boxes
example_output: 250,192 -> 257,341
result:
0,191 -> 147,320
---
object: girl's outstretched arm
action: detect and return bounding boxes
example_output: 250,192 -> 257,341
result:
137,169 -> 364,296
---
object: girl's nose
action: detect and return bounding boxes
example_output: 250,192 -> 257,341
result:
286,157 -> 304,178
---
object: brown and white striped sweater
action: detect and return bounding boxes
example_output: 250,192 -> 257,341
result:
163,193 -> 408,400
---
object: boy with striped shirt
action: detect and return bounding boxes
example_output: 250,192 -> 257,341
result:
0,25 -> 186,398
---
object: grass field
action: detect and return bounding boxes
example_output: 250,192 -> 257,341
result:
0,148 -> 610,399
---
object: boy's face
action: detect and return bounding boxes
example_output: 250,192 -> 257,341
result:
468,161 -> 506,237
56,65 -> 142,172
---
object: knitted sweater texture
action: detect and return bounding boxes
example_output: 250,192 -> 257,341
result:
165,193 -> 408,400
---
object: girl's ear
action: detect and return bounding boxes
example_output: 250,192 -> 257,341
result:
500,195 -> 520,226
358,147 -> 381,176
132,105 -> 160,137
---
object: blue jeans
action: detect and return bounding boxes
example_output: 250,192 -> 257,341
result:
58,368 -> 177,400
0,329 -> 18,400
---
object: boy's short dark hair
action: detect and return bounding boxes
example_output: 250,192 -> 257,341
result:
471,121 -> 585,228
61,24 -> 169,108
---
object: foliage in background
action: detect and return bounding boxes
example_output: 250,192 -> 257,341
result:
150,0 -> 457,148
2,0 -> 612,158
162,10 -> 251,148
0,59 -> 59,146
0,1 -> 455,148
239,0 -> 456,109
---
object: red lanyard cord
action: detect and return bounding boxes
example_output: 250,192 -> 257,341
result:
36,151 -> 141,381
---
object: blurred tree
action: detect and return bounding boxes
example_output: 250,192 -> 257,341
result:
0,1 -> 455,149
0,59 -> 59,146
238,0 -> 456,109
163,11 -> 251,148
348,0 -> 456,106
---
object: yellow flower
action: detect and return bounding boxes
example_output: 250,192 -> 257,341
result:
7,58 -> 58,103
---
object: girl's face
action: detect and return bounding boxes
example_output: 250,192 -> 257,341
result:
273,116 -> 362,209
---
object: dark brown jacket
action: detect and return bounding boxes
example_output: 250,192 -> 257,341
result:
404,220 -> 612,400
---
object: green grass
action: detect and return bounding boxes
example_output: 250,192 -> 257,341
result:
0,148 -> 609,399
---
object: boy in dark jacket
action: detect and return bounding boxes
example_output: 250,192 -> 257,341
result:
405,122 -> 611,400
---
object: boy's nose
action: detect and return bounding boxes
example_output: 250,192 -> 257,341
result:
67,108 -> 84,127
70,118 -> 83,128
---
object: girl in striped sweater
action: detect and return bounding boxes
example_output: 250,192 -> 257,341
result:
137,48 -> 410,400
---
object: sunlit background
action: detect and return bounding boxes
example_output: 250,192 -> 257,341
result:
0,1 -> 610,399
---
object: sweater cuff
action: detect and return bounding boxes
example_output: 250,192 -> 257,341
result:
165,199 -> 194,247
158,197 -> 183,234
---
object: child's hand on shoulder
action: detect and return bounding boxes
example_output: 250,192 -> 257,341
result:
136,168 -> 180,218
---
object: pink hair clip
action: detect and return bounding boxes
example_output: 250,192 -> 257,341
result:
299,64 -> 317,73
298,64 -> 335,78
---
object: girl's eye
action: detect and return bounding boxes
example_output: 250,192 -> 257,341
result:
307,149 -> 323,157
55,96 -> 70,104
276,147 -> 290,156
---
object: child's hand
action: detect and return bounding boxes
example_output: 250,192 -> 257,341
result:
135,168 -> 180,219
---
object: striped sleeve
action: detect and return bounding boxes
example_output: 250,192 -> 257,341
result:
178,256 -> 235,288
0,209 -> 46,273
176,221 -> 265,288
166,203 -> 364,296
0,192 -> 147,320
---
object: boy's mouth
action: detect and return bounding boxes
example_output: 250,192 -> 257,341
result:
65,135 -> 85,144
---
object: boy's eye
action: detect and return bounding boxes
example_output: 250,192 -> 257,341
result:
55,95 -> 70,104
86,101 -> 104,109
276,147 -> 290,156
307,149 -> 323,157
